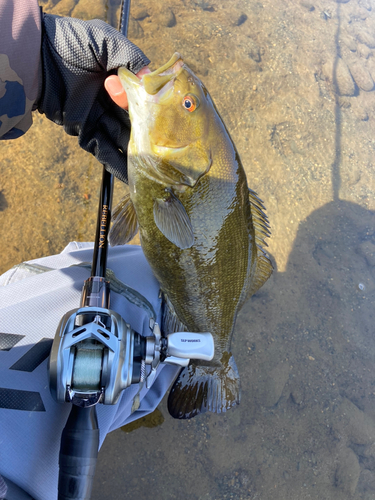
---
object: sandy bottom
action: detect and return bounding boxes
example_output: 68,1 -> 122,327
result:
2,0 -> 375,497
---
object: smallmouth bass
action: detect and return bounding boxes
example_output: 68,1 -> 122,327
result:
109,53 -> 273,419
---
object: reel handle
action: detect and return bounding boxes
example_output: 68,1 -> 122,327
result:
58,405 -> 99,500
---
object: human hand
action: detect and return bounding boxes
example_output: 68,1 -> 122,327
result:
105,67 -> 151,110
37,14 -> 150,183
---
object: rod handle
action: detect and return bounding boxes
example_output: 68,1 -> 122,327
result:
58,406 -> 99,500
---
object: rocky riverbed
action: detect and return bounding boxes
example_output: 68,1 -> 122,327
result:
1,0 -> 375,498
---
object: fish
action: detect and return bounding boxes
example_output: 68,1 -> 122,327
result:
109,53 -> 273,419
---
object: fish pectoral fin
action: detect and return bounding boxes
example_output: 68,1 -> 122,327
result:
168,352 -> 241,419
108,193 -> 139,246
153,193 -> 194,249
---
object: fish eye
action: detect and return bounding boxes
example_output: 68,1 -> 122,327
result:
182,94 -> 199,112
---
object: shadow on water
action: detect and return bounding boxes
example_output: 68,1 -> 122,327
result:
90,200 -> 375,500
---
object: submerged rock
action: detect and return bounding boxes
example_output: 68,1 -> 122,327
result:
357,30 -> 375,49
132,6 -> 150,21
71,0 -> 106,21
128,16 -> 144,39
349,61 -> 374,91
357,43 -> 372,59
300,1 -> 315,11
341,34 -> 357,52
335,448 -> 360,495
248,39 -> 261,62
155,8 -> 177,28
258,361 -> 290,407
359,0 -> 372,10
51,0 -> 78,17
322,58 -> 355,96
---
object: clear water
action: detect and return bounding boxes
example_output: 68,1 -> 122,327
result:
1,0 -> 375,498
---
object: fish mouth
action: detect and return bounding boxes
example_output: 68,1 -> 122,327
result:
148,53 -> 184,77
118,53 -> 184,98
142,53 -> 184,95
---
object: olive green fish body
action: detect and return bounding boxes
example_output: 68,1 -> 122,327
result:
110,54 -> 272,418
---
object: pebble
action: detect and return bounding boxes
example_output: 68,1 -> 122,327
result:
335,448 -> 360,495
229,10 -> 247,26
353,105 -> 369,121
358,241 -> 375,267
236,14 -> 248,26
357,30 -> 375,49
300,1 -> 315,11
357,469 -> 375,494
359,0 -> 372,10
349,61 -> 374,91
358,7 -> 369,20
259,361 -> 290,407
358,43 -> 372,59
157,8 -> 176,28
322,58 -> 355,96
336,398 -> 375,444
51,0 -> 77,17
71,0 -> 106,21
341,35 -> 357,52
131,6 -> 150,21
248,39 -> 261,62
129,17 -> 144,39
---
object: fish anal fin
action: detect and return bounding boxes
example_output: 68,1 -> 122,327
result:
153,192 -> 194,249
108,193 -> 139,246
167,352 -> 240,419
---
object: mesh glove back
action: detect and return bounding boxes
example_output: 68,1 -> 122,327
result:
38,14 -> 150,183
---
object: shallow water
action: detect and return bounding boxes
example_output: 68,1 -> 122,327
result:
2,0 -> 375,498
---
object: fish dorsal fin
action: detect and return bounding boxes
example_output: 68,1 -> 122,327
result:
153,192 -> 194,249
246,188 -> 273,297
108,193 -> 139,246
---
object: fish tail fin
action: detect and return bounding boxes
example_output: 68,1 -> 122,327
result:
167,352 -> 240,419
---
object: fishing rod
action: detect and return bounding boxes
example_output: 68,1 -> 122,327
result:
48,4 -> 132,499
48,1 -> 214,498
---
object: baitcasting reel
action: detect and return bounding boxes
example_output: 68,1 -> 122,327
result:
49,277 -> 214,408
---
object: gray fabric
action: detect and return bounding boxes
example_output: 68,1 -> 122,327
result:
0,474 -> 7,499
38,14 -> 150,183
0,243 -> 179,500
1,475 -> 33,500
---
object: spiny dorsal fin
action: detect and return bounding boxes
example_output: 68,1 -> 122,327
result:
247,188 -> 273,297
108,193 -> 139,246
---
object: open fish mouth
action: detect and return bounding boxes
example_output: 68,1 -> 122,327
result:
142,53 -> 184,95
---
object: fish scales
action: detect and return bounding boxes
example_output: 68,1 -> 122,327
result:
109,53 -> 272,419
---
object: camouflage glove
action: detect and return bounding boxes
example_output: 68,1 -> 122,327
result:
37,14 -> 150,183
